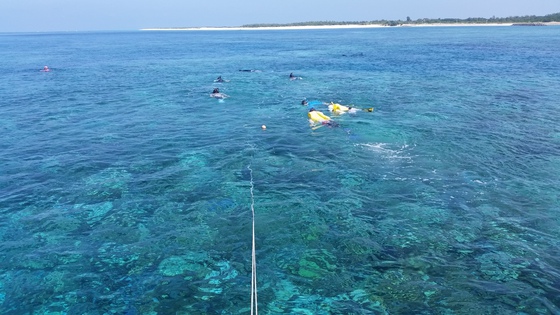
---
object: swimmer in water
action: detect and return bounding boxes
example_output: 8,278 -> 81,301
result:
210,88 -> 229,99
41,66 -> 50,72
214,76 -> 230,83
308,108 -> 339,128
329,102 -> 374,114
290,72 -> 302,80
304,100 -> 327,110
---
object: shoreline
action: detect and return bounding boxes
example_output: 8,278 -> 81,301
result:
141,22 -> 560,31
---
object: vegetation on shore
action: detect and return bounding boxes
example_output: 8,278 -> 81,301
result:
241,12 -> 560,28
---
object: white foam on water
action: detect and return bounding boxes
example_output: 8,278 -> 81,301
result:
356,142 -> 413,160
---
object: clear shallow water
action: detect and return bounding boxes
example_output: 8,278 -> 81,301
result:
1,27 -> 560,314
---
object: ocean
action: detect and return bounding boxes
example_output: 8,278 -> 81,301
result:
1,26 -> 559,314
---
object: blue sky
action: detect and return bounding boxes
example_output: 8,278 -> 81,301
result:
0,0 -> 558,32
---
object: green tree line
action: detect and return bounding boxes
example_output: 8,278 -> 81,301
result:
241,12 -> 560,28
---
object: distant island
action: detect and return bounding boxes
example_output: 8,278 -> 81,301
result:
142,12 -> 560,31
241,12 -> 560,28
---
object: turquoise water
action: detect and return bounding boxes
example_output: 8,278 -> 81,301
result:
1,27 -> 560,314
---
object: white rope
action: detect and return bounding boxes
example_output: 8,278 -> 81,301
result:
248,164 -> 258,315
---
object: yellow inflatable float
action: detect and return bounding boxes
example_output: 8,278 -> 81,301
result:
308,109 -> 331,123
329,102 -> 374,114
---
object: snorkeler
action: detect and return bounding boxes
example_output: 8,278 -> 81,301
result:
304,100 -> 328,111
290,72 -> 302,80
308,108 -> 339,128
329,102 -> 355,114
210,88 -> 229,99
329,102 -> 374,114
214,76 -> 231,83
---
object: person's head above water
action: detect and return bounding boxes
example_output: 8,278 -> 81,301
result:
301,99 -> 308,105
212,88 -> 219,93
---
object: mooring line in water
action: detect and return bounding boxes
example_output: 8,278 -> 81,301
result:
248,163 -> 258,315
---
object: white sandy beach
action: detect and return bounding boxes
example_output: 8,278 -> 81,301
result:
141,22 -> 558,31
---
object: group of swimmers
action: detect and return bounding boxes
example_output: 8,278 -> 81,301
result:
303,99 -> 374,129
210,72 -> 298,99
209,72 -> 373,129
210,76 -> 230,99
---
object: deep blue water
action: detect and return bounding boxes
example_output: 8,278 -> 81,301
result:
1,26 -> 560,314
